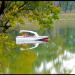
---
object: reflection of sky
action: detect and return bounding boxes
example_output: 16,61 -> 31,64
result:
62,50 -> 75,74
35,50 -> 75,74
54,1 -> 59,6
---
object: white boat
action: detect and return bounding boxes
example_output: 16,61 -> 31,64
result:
16,30 -> 48,50
16,36 -> 48,44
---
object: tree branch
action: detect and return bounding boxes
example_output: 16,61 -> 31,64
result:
18,1 -> 28,9
2,20 -> 11,33
0,1 -> 5,16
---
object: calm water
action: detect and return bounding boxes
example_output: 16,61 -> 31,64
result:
0,28 -> 75,74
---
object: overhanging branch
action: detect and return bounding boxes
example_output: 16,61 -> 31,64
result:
0,1 -> 5,16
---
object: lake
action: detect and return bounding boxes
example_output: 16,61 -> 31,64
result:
0,28 -> 75,74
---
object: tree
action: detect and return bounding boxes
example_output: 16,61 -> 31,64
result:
0,1 -> 60,33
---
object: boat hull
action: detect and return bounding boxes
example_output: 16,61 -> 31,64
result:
16,36 -> 48,44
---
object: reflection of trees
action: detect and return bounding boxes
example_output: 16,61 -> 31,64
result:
1,30 -> 75,74
33,28 -> 75,74
54,1 -> 75,13
33,35 -> 65,74
0,33 -> 37,74
34,48 -> 74,74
